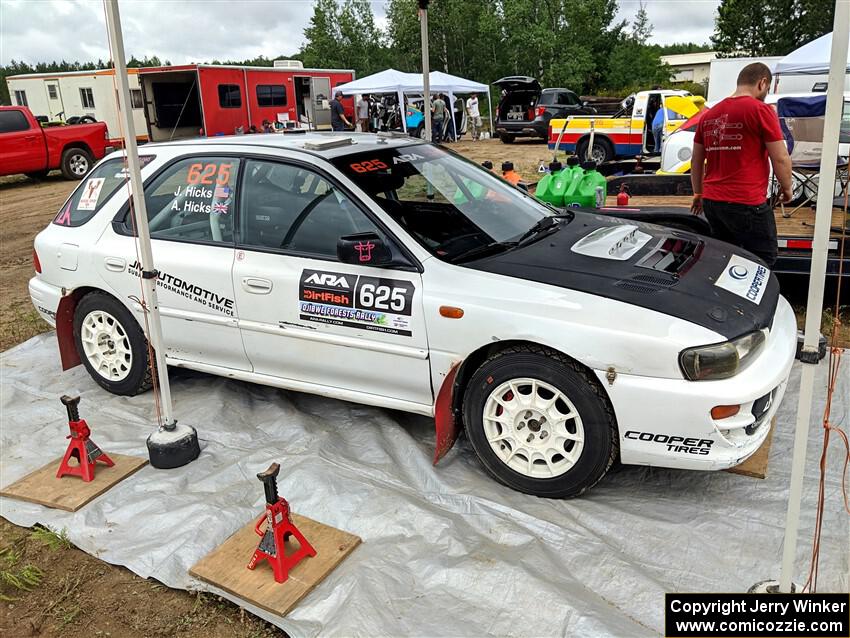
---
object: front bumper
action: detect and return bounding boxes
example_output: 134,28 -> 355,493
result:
600,295 -> 797,471
29,276 -> 61,327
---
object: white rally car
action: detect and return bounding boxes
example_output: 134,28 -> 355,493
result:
29,132 -> 796,498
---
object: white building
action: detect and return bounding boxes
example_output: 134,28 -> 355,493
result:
660,52 -> 718,85
6,68 -> 148,143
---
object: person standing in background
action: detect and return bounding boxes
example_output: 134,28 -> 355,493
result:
466,93 -> 482,141
432,93 -> 446,143
651,101 -> 676,153
331,91 -> 351,132
690,63 -> 792,267
356,94 -> 370,133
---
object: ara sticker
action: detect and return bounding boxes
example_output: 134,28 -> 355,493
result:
77,177 -> 106,210
298,269 -> 414,336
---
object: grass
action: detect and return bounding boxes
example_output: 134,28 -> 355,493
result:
0,546 -> 44,601
30,525 -> 73,551
0,305 -> 50,352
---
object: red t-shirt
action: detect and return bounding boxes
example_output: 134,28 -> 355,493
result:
694,95 -> 784,205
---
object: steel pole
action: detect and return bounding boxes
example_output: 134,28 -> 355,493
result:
778,0 -> 849,593
103,0 -> 174,426
419,4 -> 431,142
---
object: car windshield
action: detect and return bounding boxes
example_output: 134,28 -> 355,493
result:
332,143 -> 563,262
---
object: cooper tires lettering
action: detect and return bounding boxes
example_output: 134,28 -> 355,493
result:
625,430 -> 713,455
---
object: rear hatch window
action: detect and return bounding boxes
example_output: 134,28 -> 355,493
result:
53,155 -> 155,227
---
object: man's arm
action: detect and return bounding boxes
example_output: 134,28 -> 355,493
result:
690,142 -> 705,215
766,140 -> 793,202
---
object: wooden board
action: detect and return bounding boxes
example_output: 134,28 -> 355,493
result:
725,420 -> 775,480
189,514 -> 360,618
0,453 -> 148,512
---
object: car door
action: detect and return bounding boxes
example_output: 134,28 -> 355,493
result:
0,109 -> 47,175
96,154 -> 250,371
232,157 -> 432,408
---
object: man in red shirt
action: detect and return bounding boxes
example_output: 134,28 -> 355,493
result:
690,63 -> 793,267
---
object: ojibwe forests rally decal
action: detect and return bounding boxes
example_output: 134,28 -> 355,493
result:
298,269 -> 414,337
128,261 -> 235,316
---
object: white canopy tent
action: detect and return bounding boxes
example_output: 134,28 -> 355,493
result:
775,31 -> 850,76
334,69 -> 492,138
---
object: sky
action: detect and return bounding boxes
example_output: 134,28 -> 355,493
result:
0,0 -> 721,67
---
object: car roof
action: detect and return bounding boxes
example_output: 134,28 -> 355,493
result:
134,132 -> 423,160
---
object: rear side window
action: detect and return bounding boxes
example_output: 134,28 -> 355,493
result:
54,156 -> 155,227
0,110 -> 30,133
218,84 -> 241,108
141,157 -> 239,245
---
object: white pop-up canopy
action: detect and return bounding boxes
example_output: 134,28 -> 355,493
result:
334,68 -> 492,138
775,31 -> 850,75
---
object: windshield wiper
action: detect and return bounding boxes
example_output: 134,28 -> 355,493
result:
450,240 -> 517,264
514,214 -> 573,247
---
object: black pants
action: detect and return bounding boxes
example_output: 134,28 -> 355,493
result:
703,199 -> 777,267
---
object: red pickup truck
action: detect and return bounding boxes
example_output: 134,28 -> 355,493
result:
0,106 -> 109,180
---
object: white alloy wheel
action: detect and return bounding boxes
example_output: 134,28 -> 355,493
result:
68,152 -> 90,177
482,377 -> 585,479
80,310 -> 133,381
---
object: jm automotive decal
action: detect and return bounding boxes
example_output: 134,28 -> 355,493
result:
298,269 -> 415,336
128,261 -> 235,316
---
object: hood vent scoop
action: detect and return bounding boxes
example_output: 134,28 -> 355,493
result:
570,224 -> 652,261
636,236 -> 703,276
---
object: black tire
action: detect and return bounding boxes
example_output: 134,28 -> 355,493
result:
77,115 -> 97,124
462,345 -> 618,498
25,170 -> 50,180
73,292 -> 153,396
499,133 -> 515,144
576,137 -> 614,164
60,147 -> 94,180
414,123 -> 425,140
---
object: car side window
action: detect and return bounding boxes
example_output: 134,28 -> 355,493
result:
239,159 -> 381,259
55,157 -> 153,227
142,157 -> 239,244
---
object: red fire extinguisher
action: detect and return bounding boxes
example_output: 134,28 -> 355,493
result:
616,184 -> 630,206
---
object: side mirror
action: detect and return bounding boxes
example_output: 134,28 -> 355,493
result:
337,232 -> 392,266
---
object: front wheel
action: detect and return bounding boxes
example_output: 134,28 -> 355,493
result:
60,147 -> 94,179
462,346 -> 617,498
73,292 -> 153,396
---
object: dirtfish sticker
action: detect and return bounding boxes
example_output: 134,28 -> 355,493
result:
715,254 -> 769,304
297,269 -> 414,336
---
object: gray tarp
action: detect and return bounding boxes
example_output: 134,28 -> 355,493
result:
1,333 -> 848,637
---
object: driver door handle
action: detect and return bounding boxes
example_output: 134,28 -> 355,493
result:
242,277 -> 273,294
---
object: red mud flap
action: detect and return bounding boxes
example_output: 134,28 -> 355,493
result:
56,294 -> 81,371
433,362 -> 460,465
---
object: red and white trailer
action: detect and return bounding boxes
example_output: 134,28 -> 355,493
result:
137,63 -> 355,142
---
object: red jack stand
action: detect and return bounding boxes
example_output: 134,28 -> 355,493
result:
56,395 -> 114,482
247,463 -> 316,583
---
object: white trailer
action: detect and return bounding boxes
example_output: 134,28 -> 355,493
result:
707,56 -> 784,102
6,68 -> 149,144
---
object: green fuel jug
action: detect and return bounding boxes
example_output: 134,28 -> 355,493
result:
563,161 -> 608,208
534,160 -> 563,206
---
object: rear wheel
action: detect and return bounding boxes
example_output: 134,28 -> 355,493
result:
415,123 -> 426,140
499,133 -> 515,144
73,292 -> 153,396
576,137 -> 613,164
60,147 -> 94,180
462,345 -> 618,498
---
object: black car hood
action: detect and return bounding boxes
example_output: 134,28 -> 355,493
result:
466,211 -> 780,340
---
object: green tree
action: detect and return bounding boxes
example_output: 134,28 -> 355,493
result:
605,4 -> 672,91
712,0 -> 836,56
300,0 -> 388,75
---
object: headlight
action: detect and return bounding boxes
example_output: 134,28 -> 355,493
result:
677,146 -> 692,162
679,330 -> 766,381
